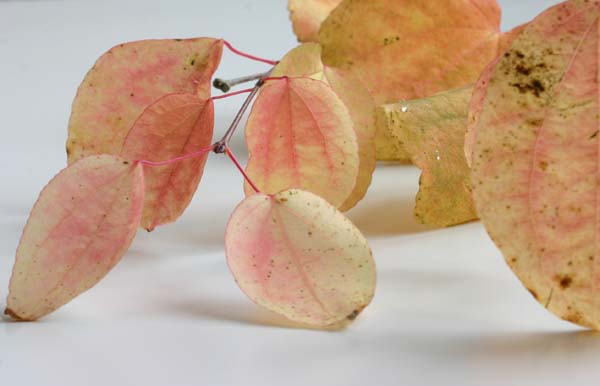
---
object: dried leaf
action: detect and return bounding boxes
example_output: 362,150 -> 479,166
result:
245,77 -> 359,208
471,0 -> 600,329
465,23 -> 528,167
5,155 -> 144,321
121,94 -> 214,231
272,43 -> 377,210
319,0 -> 504,159
288,0 -> 342,42
464,57 -> 499,168
382,87 -> 477,227
67,38 -> 222,163
225,189 -> 376,327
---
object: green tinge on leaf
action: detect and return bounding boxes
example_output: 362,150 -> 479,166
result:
379,87 -> 478,227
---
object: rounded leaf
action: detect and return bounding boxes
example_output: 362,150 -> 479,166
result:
471,0 -> 600,329
121,94 -> 214,231
67,38 -> 222,163
245,77 -> 359,208
225,189 -> 376,326
272,43 -> 377,210
5,155 -> 144,320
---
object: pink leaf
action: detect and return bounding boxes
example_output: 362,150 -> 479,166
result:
245,77 -> 359,208
121,94 -> 214,231
471,0 -> 600,329
225,189 -> 376,327
271,43 -> 377,210
67,38 -> 222,163
5,155 -> 144,321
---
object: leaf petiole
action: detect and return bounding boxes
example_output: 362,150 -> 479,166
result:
221,40 -> 278,66
225,147 -> 260,193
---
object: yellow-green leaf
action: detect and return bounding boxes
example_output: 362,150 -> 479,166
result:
381,87 -> 477,227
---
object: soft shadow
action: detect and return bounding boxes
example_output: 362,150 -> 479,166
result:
168,296 -> 346,331
420,329 -> 600,368
347,196 -> 435,236
128,205 -> 228,253
467,330 -> 600,360
147,209 -> 226,249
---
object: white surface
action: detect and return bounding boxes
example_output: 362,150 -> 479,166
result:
2,1 -> 597,386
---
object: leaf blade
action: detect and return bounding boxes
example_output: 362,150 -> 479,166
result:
225,189 -> 376,326
67,38 -> 222,163
121,94 -> 214,230
272,43 -> 378,210
471,0 -> 600,329
6,155 -> 144,320
245,77 -> 359,208
383,87 -> 478,227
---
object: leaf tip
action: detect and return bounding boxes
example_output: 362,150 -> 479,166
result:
4,307 -> 26,322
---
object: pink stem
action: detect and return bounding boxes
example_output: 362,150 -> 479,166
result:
225,147 -> 260,193
139,145 -> 214,167
262,76 -> 289,82
222,40 -> 278,66
211,88 -> 254,100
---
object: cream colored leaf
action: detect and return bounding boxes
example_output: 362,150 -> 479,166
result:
6,155 -> 144,320
471,0 -> 600,329
225,189 -> 376,327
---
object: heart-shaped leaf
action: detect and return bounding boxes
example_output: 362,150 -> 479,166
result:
471,0 -> 600,329
120,94 -> 214,231
380,87 -> 477,227
67,37 -> 222,163
225,189 -> 376,327
288,0 -> 342,43
272,43 -> 378,210
245,77 -> 359,208
5,155 -> 144,321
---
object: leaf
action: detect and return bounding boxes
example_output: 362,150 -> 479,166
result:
471,0 -> 600,329
319,0 -> 505,159
67,38 -> 222,163
121,94 -> 214,231
288,0 -> 343,43
464,57 -> 500,168
381,87 -> 478,227
465,23 -> 528,167
244,76 -> 359,209
272,43 -> 377,210
225,189 -> 376,327
5,155 -> 144,321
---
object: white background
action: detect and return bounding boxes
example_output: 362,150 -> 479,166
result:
2,1 -> 596,386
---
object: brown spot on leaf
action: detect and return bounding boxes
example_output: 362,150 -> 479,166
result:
346,309 -> 360,320
558,275 -> 572,289
4,308 -> 25,321
527,288 -> 539,300
511,79 -> 545,97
